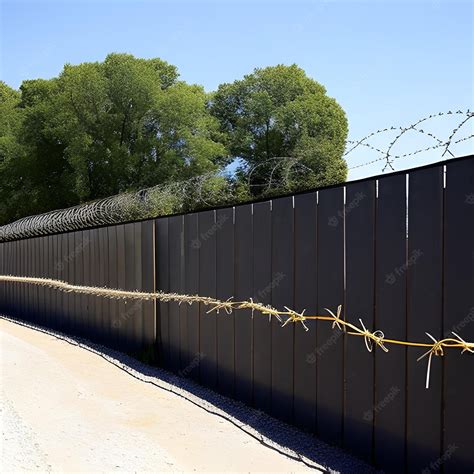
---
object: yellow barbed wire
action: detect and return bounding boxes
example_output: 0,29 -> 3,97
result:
0,275 -> 472,389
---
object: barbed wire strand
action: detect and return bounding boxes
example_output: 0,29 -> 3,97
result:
1,275 -> 472,389
345,109 -> 473,171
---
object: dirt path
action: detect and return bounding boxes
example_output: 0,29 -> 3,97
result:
0,318 -> 323,473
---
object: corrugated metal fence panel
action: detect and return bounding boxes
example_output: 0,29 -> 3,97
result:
10,241 -> 15,316
216,207 -> 235,397
344,179 -> 376,462
37,237 -> 44,324
234,204 -> 253,404
443,159 -> 474,472
99,227 -> 109,344
7,241 -> 12,315
90,228 -> 101,342
184,213 -> 200,381
316,186 -> 345,445
271,196 -> 295,424
0,240 -> 3,312
18,240 -> 23,317
50,234 -> 58,329
198,210 -> 217,389
293,192 -> 318,432
59,233 -> 68,333
123,223 -> 137,351
168,215 -> 183,372
6,240 -> 9,312
108,226 -> 118,348
155,218 -> 170,368
141,220 -> 156,349
252,201 -> 272,413
116,225 -> 127,348
132,223 -> 144,350
1,156 -> 473,474
47,234 -> 54,330
177,217 -> 188,374
375,173 -> 407,473
406,166 -> 443,472
4,242 -> 7,313
75,231 -> 82,334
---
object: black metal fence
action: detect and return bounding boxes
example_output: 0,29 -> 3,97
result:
1,155 -> 473,473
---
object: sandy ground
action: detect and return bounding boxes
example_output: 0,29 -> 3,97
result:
0,318 -> 324,473
1,317 -> 375,473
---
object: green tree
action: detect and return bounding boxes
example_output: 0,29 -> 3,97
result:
0,54 -> 229,225
44,53 -> 227,201
17,78 -> 77,217
210,64 -> 348,196
0,59 -> 349,226
0,81 -> 32,223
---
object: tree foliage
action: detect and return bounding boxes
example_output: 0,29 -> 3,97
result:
0,81 -> 29,223
210,64 -> 348,195
0,57 -> 348,225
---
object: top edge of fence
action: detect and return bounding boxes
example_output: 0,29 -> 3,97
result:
1,154 -> 473,243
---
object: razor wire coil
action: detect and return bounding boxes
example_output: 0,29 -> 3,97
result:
0,110 -> 472,242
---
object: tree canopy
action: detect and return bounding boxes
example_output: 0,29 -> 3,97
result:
210,64 -> 348,195
0,56 -> 348,225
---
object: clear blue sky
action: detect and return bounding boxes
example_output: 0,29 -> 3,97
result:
1,0 -> 473,180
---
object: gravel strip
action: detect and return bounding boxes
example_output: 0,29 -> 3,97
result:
1,393 -> 52,472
